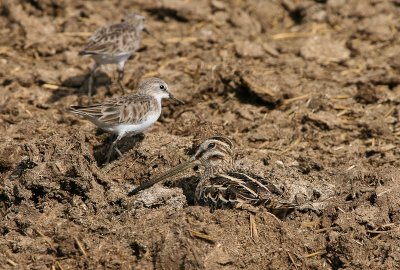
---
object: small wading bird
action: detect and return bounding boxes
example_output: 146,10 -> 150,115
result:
129,136 -> 296,215
80,13 -> 147,96
68,77 -> 184,165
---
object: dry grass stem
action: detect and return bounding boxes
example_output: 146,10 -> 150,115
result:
304,250 -> 326,258
74,236 -> 88,257
249,214 -> 259,240
189,230 -> 215,244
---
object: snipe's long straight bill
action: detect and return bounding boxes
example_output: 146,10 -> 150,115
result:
128,157 -> 198,196
169,93 -> 185,105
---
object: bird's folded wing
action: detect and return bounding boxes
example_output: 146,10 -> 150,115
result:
80,40 -> 118,55
203,172 -> 283,204
80,24 -> 129,55
69,95 -> 155,125
202,174 -> 258,206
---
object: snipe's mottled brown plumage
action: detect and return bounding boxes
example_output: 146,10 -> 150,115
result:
129,136 -> 296,215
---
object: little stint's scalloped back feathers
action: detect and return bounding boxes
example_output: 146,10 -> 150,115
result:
69,77 -> 184,164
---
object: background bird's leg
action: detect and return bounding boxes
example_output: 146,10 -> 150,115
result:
117,61 -> 126,94
105,133 -> 124,165
87,62 -> 98,97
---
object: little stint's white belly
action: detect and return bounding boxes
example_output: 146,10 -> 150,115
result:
104,113 -> 160,136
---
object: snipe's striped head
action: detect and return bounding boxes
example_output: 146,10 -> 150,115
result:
194,136 -> 234,175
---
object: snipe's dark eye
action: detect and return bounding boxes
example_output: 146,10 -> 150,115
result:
208,143 -> 215,149
159,84 -> 165,90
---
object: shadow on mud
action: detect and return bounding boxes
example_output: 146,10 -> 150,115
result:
45,71 -> 112,103
93,132 -> 145,166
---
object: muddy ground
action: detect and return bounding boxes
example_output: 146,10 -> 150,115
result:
1,0 -> 400,269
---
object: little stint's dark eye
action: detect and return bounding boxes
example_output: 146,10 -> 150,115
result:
208,143 -> 215,149
159,84 -> 165,90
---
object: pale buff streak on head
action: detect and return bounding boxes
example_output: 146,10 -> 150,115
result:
193,136 -> 235,175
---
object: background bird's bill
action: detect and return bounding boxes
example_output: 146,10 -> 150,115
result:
128,157 -> 199,196
143,27 -> 166,47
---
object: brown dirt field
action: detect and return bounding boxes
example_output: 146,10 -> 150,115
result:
1,0 -> 400,269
